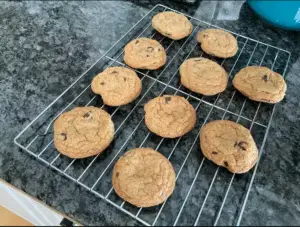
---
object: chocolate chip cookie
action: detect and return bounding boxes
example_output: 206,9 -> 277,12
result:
91,66 -> 142,106
233,66 -> 287,103
200,120 -> 258,174
124,38 -> 167,70
112,148 -> 176,207
54,107 -> 114,159
180,57 -> 228,95
144,95 -> 196,138
197,28 -> 238,58
152,11 -> 193,40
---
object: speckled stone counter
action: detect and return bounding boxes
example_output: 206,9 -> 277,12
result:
1,1 -> 300,225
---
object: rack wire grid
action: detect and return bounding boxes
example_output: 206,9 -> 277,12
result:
14,4 -> 290,226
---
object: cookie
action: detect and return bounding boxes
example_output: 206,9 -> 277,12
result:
91,67 -> 142,106
180,57 -> 228,95
53,107 -> 114,159
124,38 -> 167,70
152,11 -> 193,40
197,28 -> 238,58
200,120 -> 258,174
233,66 -> 286,103
112,148 -> 176,207
144,95 -> 196,138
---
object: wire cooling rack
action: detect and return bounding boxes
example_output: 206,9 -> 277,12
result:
14,4 -> 290,226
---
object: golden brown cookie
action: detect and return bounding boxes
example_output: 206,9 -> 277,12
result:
91,67 -> 142,106
200,120 -> 258,174
197,28 -> 238,58
144,95 -> 196,138
53,107 -> 114,159
112,148 -> 176,207
152,11 -> 193,40
180,57 -> 228,96
124,38 -> 167,70
233,66 -> 286,103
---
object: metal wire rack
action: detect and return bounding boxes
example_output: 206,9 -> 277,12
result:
14,4 -> 290,226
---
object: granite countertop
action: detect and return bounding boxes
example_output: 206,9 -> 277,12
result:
1,0 -> 300,225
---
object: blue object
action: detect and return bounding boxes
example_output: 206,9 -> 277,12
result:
248,0 -> 300,31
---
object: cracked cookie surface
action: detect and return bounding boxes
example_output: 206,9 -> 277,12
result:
197,28 -> 238,58
91,66 -> 142,106
112,148 -> 175,207
200,120 -> 258,174
144,95 -> 196,138
152,11 -> 193,40
233,66 -> 286,103
180,57 -> 228,95
124,38 -> 166,70
54,107 -> 114,159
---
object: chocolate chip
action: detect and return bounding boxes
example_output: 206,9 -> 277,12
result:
146,54 -> 149,57
203,34 -> 208,38
83,112 -> 90,118
100,82 -> 105,85
212,151 -> 218,155
263,74 -> 268,82
158,48 -> 161,51
135,40 -> 139,44
61,133 -> 67,141
116,172 -> 119,177
237,141 -> 247,151
234,141 -> 247,150
224,161 -> 228,167
123,77 -> 126,82
111,70 -> 118,75
165,97 -> 171,104
147,47 -> 154,52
